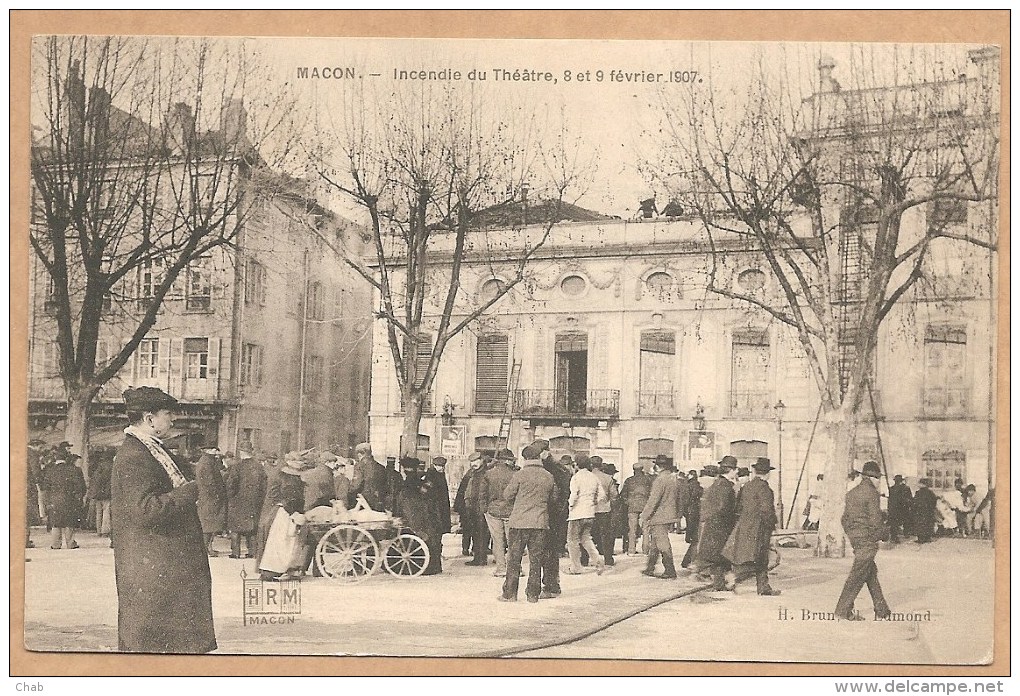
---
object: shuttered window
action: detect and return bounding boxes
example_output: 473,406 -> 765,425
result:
401,334 -> 434,413
475,334 -> 509,413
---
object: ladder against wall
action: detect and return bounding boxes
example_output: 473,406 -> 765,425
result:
496,360 -> 522,453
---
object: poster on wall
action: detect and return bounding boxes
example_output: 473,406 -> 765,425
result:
440,425 -> 467,457
688,429 -> 716,467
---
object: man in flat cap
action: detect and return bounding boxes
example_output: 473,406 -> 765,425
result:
835,461 -> 892,620
723,458 -> 780,595
498,441 -> 557,603
112,387 -> 216,653
695,455 -> 739,589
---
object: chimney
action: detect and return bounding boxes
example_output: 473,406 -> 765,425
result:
818,55 -> 840,93
88,86 -> 112,145
64,60 -> 86,152
220,99 -> 247,144
168,102 -> 196,152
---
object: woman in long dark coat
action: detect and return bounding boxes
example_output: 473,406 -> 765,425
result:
225,454 -> 266,559
42,453 -> 86,549
112,386 -> 216,654
196,452 -> 227,555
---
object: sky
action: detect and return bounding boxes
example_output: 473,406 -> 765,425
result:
256,37 -> 984,219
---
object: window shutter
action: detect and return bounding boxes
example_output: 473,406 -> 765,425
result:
475,334 -> 509,413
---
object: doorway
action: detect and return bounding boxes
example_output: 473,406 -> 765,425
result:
555,332 -> 588,414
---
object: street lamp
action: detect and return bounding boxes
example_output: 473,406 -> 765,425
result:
691,401 -> 706,431
774,400 -> 786,527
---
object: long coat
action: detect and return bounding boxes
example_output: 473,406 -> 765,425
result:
888,482 -> 913,521
196,454 -> 227,534
842,476 -> 884,546
111,434 -> 216,654
42,460 -> 86,528
424,467 -> 451,533
225,458 -> 266,533
912,487 -> 938,537
351,458 -> 388,510
722,477 -> 777,565
696,477 -> 737,565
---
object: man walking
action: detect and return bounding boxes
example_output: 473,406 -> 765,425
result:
835,461 -> 892,621
639,456 -> 685,579
621,461 -> 653,555
565,454 -> 606,575
695,456 -> 738,590
591,456 -> 618,566
723,458 -> 780,595
499,441 -> 556,603
680,469 -> 702,568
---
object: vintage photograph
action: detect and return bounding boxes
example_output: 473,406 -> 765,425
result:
20,31 -> 1001,664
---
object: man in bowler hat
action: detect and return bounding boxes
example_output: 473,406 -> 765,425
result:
835,461 -> 892,620
723,457 -> 780,595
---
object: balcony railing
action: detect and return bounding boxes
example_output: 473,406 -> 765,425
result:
728,390 -> 774,419
921,388 -> 969,418
636,390 -> 676,416
514,389 -> 620,419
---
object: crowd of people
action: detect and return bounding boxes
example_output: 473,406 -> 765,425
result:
25,384 -> 995,650
801,472 -> 994,544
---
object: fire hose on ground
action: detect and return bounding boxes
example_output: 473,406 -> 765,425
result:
469,544 -> 782,658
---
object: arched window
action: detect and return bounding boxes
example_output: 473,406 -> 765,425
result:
637,438 -> 675,469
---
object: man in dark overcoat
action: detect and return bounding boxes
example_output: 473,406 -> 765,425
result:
42,451 -> 86,549
722,457 -> 780,595
887,475 -> 914,543
112,387 -> 216,654
350,442 -> 388,511
455,452 -> 491,566
834,461 -> 892,620
394,458 -> 444,575
196,451 -> 227,556
225,449 -> 266,559
695,455 -> 738,590
424,456 -> 452,535
912,478 -> 938,544
680,469 -> 702,568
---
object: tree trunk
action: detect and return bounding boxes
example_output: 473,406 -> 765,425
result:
817,404 -> 858,558
64,392 -> 93,484
399,392 -> 425,459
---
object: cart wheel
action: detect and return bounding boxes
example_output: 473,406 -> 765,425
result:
315,524 -> 380,582
383,533 -> 430,578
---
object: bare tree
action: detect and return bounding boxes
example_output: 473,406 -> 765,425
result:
30,35 -> 300,473
647,44 -> 999,555
310,80 -> 595,457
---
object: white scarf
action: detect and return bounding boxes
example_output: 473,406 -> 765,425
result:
124,425 -> 189,488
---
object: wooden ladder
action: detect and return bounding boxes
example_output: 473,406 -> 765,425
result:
495,360 -> 522,453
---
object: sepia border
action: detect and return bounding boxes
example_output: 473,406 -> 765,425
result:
9,9 -> 1010,677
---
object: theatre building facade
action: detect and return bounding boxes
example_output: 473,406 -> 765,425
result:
367,214 -> 996,517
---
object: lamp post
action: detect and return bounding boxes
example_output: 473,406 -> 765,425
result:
774,400 -> 786,526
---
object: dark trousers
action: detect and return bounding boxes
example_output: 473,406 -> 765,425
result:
550,510 -> 568,556
231,531 -> 256,557
424,539 -> 443,575
594,512 -> 614,563
503,528 -> 546,600
888,514 -> 909,542
644,524 -> 677,576
731,553 -> 773,593
540,536 -> 561,594
467,511 -> 490,563
680,538 -> 698,568
835,541 -> 890,618
915,518 -> 934,543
